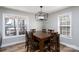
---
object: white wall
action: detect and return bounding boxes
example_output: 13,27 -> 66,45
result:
0,7 -> 42,47
45,7 -> 79,49
45,14 -> 58,32
29,15 -> 42,31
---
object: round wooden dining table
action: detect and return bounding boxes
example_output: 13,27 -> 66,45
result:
33,31 -> 51,52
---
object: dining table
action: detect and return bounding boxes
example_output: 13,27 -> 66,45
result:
33,31 -> 51,52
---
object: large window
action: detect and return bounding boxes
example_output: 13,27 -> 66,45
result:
3,14 -> 28,38
58,13 -> 72,38
5,17 -> 16,36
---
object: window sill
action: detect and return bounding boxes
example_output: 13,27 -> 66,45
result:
3,35 -> 25,39
60,35 -> 72,39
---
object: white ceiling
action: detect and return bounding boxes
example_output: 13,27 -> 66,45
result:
4,6 -> 69,14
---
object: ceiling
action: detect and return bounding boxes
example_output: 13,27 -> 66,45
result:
4,6 -> 69,14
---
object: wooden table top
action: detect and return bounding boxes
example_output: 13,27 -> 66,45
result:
33,31 -> 51,39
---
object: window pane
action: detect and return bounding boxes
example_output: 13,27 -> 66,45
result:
60,26 -> 70,36
61,26 -> 67,35
5,18 -> 16,36
18,20 -> 25,35
67,27 -> 70,36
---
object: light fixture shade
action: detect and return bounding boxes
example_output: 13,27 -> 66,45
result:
35,7 -> 48,21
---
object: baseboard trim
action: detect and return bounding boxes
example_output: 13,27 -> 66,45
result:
1,40 -> 79,50
60,42 -> 79,50
1,40 -> 25,48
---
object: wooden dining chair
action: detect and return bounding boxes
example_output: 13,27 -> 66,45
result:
43,29 -> 54,51
30,29 -> 36,33
49,32 -> 60,52
30,31 -> 39,51
26,31 -> 39,52
42,29 -> 46,32
48,29 -> 54,33
25,31 -> 31,52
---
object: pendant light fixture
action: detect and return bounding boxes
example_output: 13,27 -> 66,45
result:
35,6 -> 48,21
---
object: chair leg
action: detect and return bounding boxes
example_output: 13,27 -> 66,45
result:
55,41 -> 60,52
25,43 -> 27,48
27,46 -> 29,52
25,44 -> 29,52
25,45 -> 26,48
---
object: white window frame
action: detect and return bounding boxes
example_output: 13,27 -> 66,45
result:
58,12 -> 72,39
2,13 -> 29,39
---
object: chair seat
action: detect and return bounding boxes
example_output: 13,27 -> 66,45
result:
32,42 -> 38,46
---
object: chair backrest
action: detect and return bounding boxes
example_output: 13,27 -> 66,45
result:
29,31 -> 34,39
48,29 -> 54,33
50,32 -> 60,52
31,29 -> 36,32
25,31 -> 30,39
25,31 -> 34,45
42,29 -> 46,32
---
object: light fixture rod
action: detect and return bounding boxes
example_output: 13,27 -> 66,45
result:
40,6 -> 43,12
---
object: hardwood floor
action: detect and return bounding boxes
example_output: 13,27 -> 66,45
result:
0,42 -> 79,52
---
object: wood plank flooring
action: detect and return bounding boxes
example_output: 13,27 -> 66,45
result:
0,42 -> 79,52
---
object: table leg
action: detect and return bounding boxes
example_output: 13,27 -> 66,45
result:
39,40 -> 44,52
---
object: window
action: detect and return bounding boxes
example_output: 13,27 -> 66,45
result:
58,13 -> 72,38
3,14 -> 28,38
5,17 -> 16,36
